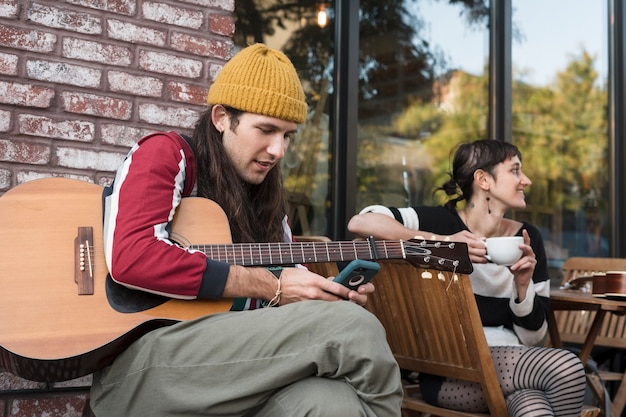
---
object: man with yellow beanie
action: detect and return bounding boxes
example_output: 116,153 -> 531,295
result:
92,44 -> 403,416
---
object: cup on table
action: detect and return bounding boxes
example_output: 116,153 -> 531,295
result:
485,236 -> 523,266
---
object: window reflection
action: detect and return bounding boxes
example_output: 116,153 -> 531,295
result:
356,1 -> 489,209
511,0 -> 607,278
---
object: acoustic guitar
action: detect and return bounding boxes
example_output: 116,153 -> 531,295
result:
0,178 -> 472,382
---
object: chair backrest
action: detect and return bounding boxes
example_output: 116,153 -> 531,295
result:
555,257 -> 626,349
366,259 -> 509,416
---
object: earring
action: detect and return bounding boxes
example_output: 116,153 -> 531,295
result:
486,196 -> 491,214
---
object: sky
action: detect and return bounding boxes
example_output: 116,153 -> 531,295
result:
418,0 -> 605,87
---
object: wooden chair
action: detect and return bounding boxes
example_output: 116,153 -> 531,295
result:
367,259 -> 600,417
293,240 -> 599,416
366,259 -> 508,417
550,257 -> 626,416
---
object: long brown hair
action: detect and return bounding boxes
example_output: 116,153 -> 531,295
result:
190,106 -> 287,243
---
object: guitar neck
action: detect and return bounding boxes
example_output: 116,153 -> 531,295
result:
190,240 -> 406,266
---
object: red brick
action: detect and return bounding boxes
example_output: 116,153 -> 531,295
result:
209,13 -> 235,37
56,146 -> 126,171
142,1 -> 203,29
170,32 -> 231,59
66,0 -> 135,15
61,92 -> 132,120
18,114 -> 95,141
0,168 -> 9,190
178,0 -> 234,12
26,59 -> 102,88
27,3 -> 102,34
16,171 -> 92,184
9,394 -> 88,417
138,103 -> 199,129
108,70 -> 163,97
0,25 -> 57,53
0,81 -> 55,108
53,374 -> 93,390
0,0 -> 18,19
0,370 -> 41,390
167,81 -> 208,105
97,174 -> 114,187
0,139 -> 50,164
106,19 -> 166,46
0,52 -> 18,75
208,61 -> 224,82
101,123 -> 156,147
139,50 -> 202,78
62,38 -> 132,66
0,109 -> 10,131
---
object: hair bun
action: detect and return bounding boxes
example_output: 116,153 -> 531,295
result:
442,179 -> 458,196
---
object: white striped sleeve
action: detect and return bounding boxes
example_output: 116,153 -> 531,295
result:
358,205 -> 420,231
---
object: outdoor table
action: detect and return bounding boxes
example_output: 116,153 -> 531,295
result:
548,287 -> 626,415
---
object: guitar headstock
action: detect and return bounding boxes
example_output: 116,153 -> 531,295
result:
403,238 -> 473,274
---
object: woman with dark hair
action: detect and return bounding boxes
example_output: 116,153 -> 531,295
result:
348,139 -> 586,416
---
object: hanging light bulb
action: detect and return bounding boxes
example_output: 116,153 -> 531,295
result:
317,5 -> 327,28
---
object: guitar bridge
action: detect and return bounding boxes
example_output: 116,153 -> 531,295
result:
74,226 -> 94,295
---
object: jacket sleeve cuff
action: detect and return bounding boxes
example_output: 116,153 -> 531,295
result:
510,279 -> 536,317
197,259 -> 230,299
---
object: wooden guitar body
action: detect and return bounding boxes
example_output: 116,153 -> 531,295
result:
0,178 -> 232,382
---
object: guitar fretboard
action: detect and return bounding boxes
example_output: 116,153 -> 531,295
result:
190,240 -> 407,266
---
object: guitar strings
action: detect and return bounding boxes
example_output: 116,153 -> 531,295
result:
79,241 -> 459,272
445,263 -> 459,292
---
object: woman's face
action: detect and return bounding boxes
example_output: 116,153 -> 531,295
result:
489,156 -> 532,210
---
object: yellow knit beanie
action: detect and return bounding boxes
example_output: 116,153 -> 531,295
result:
207,43 -> 308,124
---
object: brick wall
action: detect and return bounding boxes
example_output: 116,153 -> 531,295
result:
0,0 -> 234,415
0,0 -> 235,193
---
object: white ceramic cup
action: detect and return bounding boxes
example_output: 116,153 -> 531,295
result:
485,236 -> 523,266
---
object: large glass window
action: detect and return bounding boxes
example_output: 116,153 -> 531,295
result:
356,1 -> 490,211
511,0 -> 607,278
233,0 -> 612,262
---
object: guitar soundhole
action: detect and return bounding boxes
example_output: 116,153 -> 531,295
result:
105,275 -> 168,313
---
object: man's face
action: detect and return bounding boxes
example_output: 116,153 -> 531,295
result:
217,109 -> 298,185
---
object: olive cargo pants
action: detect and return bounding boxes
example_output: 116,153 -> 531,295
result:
90,300 -> 403,417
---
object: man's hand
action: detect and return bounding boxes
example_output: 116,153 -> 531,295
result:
278,267 -> 373,306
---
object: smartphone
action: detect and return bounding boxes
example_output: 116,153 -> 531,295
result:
333,260 -> 380,290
